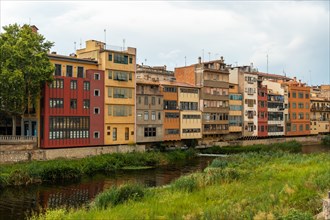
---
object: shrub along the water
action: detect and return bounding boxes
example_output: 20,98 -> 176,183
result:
200,140 -> 302,154
321,135 -> 330,146
0,150 -> 196,188
92,183 -> 145,209
32,152 -> 330,220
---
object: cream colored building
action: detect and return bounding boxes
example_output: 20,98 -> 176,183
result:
177,84 -> 202,140
77,40 -> 136,145
310,98 -> 330,134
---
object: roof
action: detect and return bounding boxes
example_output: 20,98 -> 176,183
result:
159,80 -> 199,88
48,53 -> 98,64
257,72 -> 292,80
136,79 -> 160,85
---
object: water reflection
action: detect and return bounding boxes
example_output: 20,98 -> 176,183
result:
0,157 -> 213,220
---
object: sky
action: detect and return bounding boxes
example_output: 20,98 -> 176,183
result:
1,1 -> 329,85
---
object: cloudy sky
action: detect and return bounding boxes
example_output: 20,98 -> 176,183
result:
1,1 -> 329,85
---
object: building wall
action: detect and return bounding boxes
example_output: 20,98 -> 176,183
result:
228,84 -> 242,134
77,40 -> 136,145
310,99 -> 330,134
136,83 -> 163,143
86,70 -> 104,146
174,65 -> 196,86
257,83 -> 268,137
162,85 -> 180,141
286,83 -> 311,136
242,73 -> 258,137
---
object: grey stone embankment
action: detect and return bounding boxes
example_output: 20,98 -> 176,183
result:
0,144 -> 145,164
0,135 -> 326,164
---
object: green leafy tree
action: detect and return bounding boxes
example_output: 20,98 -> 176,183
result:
0,23 -> 54,135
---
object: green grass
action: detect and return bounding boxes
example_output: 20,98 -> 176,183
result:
32,152 -> 330,220
0,150 -> 196,187
200,140 -> 302,154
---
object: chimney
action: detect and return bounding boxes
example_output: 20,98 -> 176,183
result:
294,77 -> 297,82
30,25 -> 39,33
198,56 -> 201,64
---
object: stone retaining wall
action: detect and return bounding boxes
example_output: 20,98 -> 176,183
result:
0,145 -> 145,164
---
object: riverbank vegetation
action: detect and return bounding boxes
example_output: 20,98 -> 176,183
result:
0,149 -> 196,188
32,152 -> 330,220
200,140 -> 302,154
321,135 -> 330,146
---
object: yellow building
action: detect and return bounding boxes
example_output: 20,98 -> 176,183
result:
310,98 -> 330,134
77,40 -> 136,145
177,83 -> 202,140
228,84 -> 243,136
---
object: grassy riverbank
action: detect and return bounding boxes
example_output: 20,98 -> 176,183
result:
200,140 -> 302,154
0,149 -> 196,188
33,152 -> 330,220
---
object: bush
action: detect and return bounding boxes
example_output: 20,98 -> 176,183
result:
171,173 -> 201,192
321,135 -> 330,146
93,183 -> 145,209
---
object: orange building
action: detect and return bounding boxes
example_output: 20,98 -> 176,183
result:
283,78 -> 311,136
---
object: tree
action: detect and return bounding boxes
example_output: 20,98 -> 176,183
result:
0,23 -> 54,135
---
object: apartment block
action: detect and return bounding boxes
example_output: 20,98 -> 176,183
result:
77,40 -> 136,145
175,57 -> 229,140
310,98 -> 330,134
257,79 -> 268,137
228,83 -> 243,138
41,54 -> 103,148
283,78 -> 311,136
262,80 -> 285,136
136,80 -> 163,144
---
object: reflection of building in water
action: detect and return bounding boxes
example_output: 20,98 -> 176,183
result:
38,181 -> 104,210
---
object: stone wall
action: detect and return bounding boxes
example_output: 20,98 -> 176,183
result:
0,144 -> 145,164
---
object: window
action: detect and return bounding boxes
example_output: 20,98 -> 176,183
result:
292,102 -> 296,109
158,112 -> 161,120
305,93 -> 309,99
108,53 -> 112,61
70,80 -> 77,90
108,70 -> 112,79
144,111 -> 149,120
108,87 -> 112,97
113,88 -> 132,99
94,89 -> 100,96
246,99 -> 255,107
182,128 -> 201,133
129,72 -> 132,80
292,113 -> 297,119
109,105 -> 132,116
125,127 -> 129,140
144,127 -> 156,137
151,111 -> 156,120
292,124 -> 297,131
165,112 -> 179,118
298,103 -> 304,109
298,113 -> 304,119
113,128 -> 117,141
94,73 -> 100,80
163,87 -> 177,92
164,100 -> 177,110
50,98 -> 64,108
306,124 -> 310,131
180,102 -> 198,110
299,124 -> 303,131
54,64 -> 61,76
83,100 -> 90,109
144,96 -> 148,105
83,81 -> 90,91
77,66 -> 84,78
113,71 -> 128,81
94,107 -> 100,114
129,57 -> 133,64
138,96 -> 141,104
166,129 -> 179,135
70,99 -> 77,109
66,65 -> 73,77
50,79 -> 64,89
48,116 -> 89,140
183,115 -> 201,119
292,92 -> 296,98
306,113 -> 309,119
94,132 -> 100,139
305,103 -> 309,109
114,53 -> 128,64
151,97 -> 155,105
298,92 -> 304,98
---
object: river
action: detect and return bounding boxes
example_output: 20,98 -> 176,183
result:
0,144 -> 328,220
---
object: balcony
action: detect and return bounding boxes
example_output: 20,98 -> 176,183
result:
310,106 -> 330,112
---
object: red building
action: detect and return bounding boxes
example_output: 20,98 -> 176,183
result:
40,54 -> 104,148
257,80 -> 268,137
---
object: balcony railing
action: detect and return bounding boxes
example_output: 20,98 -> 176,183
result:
0,135 -> 37,144
310,106 -> 330,112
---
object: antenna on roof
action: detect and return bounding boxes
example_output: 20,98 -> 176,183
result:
104,29 -> 106,45
184,56 -> 186,66
74,42 -> 76,51
123,38 -> 125,50
266,54 -> 269,74
80,38 -> 82,49
208,52 -> 211,61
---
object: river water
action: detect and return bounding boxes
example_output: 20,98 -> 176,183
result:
0,144 -> 329,220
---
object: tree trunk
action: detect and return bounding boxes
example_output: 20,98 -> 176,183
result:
12,116 -> 16,136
